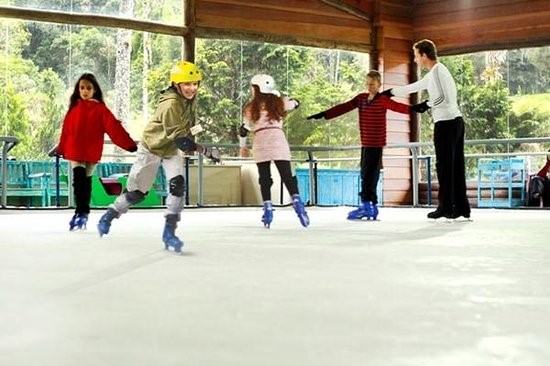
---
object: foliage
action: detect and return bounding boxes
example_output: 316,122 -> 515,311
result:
0,9 -> 549,161
508,94 -> 550,141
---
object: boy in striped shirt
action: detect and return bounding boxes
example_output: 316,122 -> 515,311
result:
307,70 -> 423,220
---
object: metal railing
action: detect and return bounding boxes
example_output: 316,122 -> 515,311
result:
0,136 -> 20,208
216,137 -> 550,207
2,136 -> 549,208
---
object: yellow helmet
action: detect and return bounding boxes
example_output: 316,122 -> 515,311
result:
170,61 -> 202,83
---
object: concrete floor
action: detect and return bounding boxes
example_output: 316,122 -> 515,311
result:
0,206 -> 549,366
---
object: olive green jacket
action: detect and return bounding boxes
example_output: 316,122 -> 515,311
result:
141,86 -> 196,158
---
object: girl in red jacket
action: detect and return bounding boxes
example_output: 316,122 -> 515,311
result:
55,73 -> 137,231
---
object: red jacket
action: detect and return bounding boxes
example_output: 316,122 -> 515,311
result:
57,99 -> 137,163
324,93 -> 410,147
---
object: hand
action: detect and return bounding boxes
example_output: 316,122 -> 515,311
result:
380,89 -> 393,97
127,144 -> 138,153
203,146 -> 221,163
410,100 -> 430,113
306,111 -> 325,120
290,98 -> 300,108
240,147 -> 250,158
47,145 -> 58,157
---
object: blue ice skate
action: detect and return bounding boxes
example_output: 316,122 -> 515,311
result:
69,214 -> 78,231
97,208 -> 119,237
163,214 -> 183,253
347,201 -> 377,221
291,194 -> 310,227
262,201 -> 273,228
69,213 -> 88,231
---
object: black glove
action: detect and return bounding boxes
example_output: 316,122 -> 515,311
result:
126,144 -> 138,153
410,100 -> 430,113
203,146 -> 221,163
306,111 -> 325,120
239,124 -> 249,138
380,89 -> 393,97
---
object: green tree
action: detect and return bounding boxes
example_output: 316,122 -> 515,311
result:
0,82 -> 31,157
29,69 -> 66,158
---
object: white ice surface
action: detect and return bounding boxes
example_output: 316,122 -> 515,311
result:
0,207 -> 549,366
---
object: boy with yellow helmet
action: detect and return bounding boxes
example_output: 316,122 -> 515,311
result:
97,61 -> 219,253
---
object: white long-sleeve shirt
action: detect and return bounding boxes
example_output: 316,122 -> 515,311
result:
392,62 -> 462,122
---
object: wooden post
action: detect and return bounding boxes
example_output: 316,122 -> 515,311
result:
184,0 -> 196,62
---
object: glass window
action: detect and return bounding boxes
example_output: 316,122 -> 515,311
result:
0,0 -> 183,25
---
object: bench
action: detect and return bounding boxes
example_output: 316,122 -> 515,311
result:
0,161 -> 51,207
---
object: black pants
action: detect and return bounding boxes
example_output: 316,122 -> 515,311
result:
433,117 -> 470,214
256,160 -> 299,202
359,147 -> 383,204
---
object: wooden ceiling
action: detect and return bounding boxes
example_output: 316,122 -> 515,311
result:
194,0 -> 550,55
1,0 -> 549,55
193,0 -> 375,53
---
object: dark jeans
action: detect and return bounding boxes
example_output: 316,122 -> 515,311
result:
433,117 -> 470,214
359,147 -> 383,204
257,160 -> 299,201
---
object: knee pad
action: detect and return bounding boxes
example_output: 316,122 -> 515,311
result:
258,176 -> 273,188
125,190 -> 146,205
169,175 -> 186,197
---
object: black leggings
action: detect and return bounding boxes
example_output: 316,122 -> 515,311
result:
256,160 -> 299,201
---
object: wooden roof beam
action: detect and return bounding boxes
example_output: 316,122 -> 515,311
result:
0,5 -> 187,36
317,0 -> 371,22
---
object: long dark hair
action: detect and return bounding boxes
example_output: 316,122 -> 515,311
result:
68,73 -> 104,110
243,85 -> 285,124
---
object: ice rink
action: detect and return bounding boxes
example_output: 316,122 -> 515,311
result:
1,206 -> 549,366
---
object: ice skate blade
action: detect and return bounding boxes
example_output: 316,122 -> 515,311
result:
164,245 -> 183,254
347,217 -> 379,221
97,224 -> 110,237
164,247 -> 183,255
297,214 -> 310,227
448,217 -> 473,222
163,238 -> 183,254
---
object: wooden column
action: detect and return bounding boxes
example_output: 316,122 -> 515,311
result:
372,0 -> 415,205
184,0 -> 196,62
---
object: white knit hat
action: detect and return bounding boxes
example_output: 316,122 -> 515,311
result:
250,74 -> 280,96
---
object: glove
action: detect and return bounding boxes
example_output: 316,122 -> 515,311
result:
47,145 -> 58,157
126,144 -> 138,153
203,146 -> 221,163
410,100 -> 430,113
239,124 -> 249,138
306,111 -> 325,120
380,89 -> 393,97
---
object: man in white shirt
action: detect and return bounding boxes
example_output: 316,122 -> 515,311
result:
383,39 -> 470,219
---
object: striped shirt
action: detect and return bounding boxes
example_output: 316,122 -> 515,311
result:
324,93 -> 410,147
